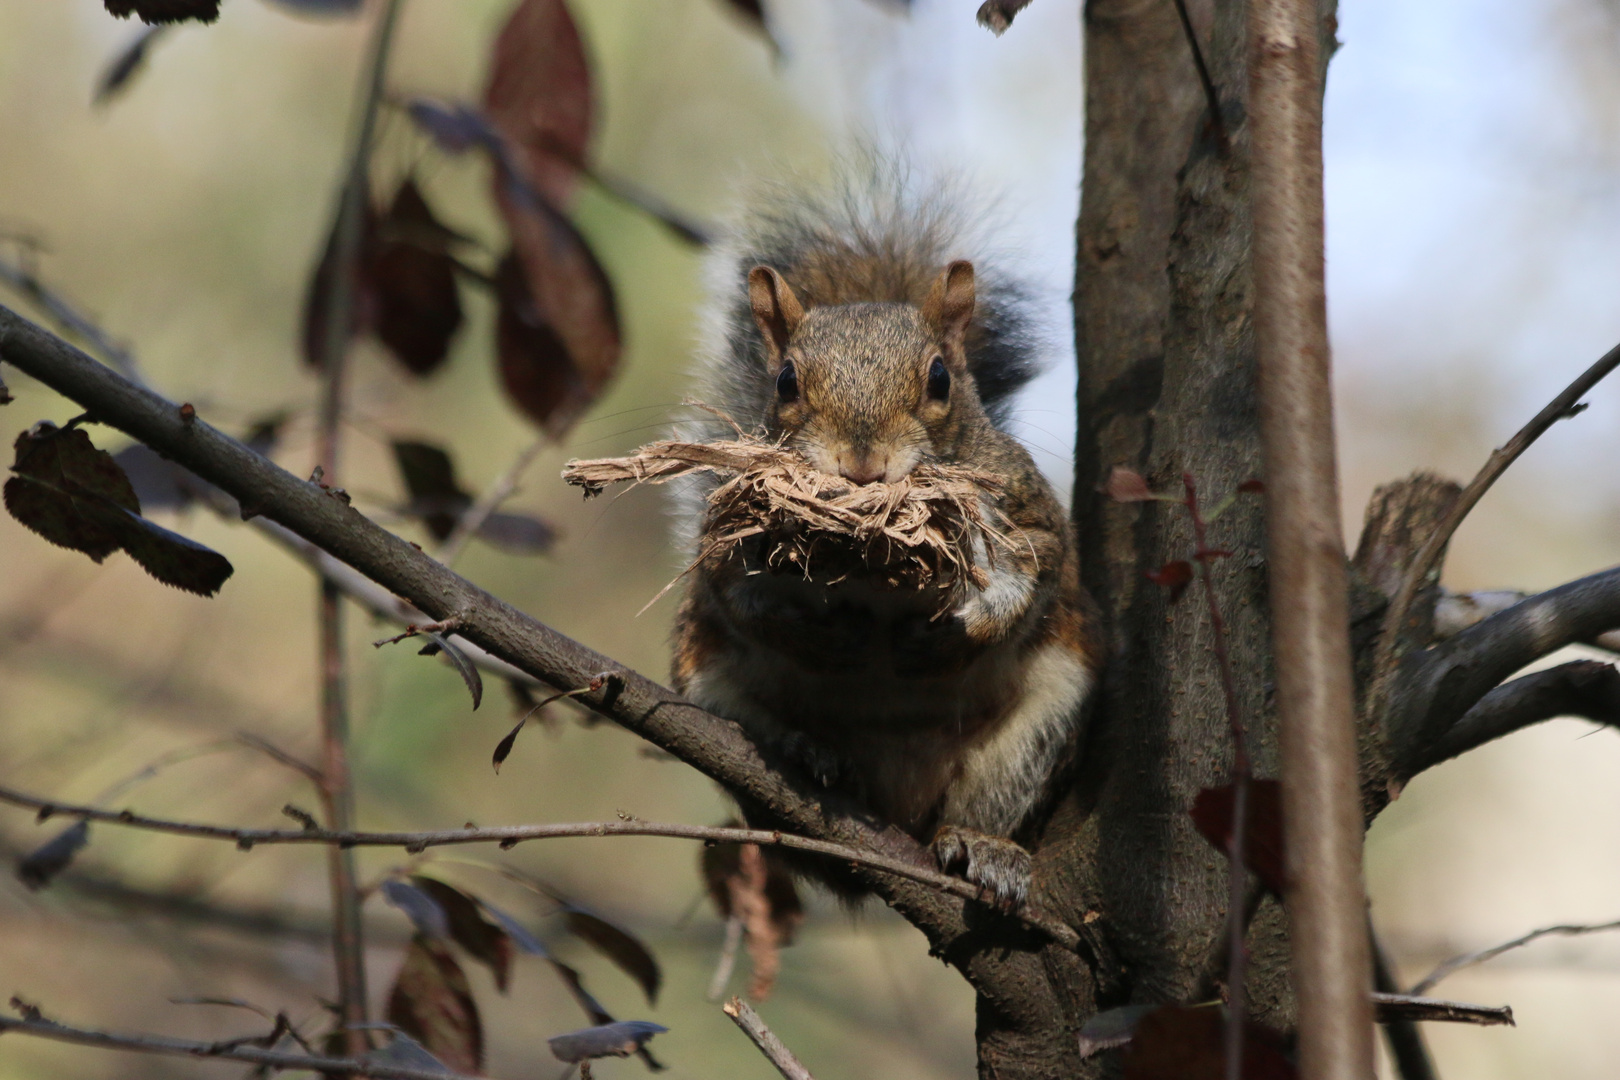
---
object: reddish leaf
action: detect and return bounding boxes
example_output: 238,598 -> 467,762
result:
1145,560 -> 1193,601
1121,1005 -> 1295,1080
370,179 -> 465,375
1101,466 -> 1156,503
386,934 -> 483,1075
1237,479 -> 1265,494
411,877 -> 515,992
5,423 -> 232,596
104,0 -> 219,23
483,0 -> 594,208
1189,779 -> 1286,894
493,247 -> 619,438
561,904 -> 662,1005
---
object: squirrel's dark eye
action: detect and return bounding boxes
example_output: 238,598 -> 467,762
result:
776,362 -> 799,403
926,357 -> 951,401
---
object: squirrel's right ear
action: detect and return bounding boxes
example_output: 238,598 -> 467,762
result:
748,266 -> 805,371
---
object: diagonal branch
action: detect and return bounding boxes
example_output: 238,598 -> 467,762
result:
0,303 -> 1067,1007
0,1013 -> 484,1080
1385,567 -> 1620,777
723,997 -> 816,1080
1398,659 -> 1620,781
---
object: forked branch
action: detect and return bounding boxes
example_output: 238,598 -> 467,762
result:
1386,566 -> 1620,778
1371,341 -> 1620,716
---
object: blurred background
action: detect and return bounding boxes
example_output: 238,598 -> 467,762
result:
0,1 -> 1616,1078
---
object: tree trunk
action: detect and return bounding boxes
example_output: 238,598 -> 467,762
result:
971,1 -> 1338,1074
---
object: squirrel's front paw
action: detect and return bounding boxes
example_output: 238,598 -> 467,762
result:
931,825 -> 1032,909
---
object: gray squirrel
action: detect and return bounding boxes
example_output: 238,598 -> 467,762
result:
671,163 -> 1099,906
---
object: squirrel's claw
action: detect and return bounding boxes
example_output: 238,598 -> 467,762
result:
777,731 -> 849,790
931,825 -> 1032,910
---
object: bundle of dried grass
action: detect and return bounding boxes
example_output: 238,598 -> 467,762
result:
562,435 -> 1019,597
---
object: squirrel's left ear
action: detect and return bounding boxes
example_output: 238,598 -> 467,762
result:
748,266 -> 805,372
921,260 -> 975,358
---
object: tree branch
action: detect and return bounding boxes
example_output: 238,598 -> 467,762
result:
0,781 -> 1078,947
0,1013 -> 484,1080
1398,660 -> 1620,781
1370,341 -> 1620,717
1249,0 -> 1373,1075
1386,567 -> 1620,776
0,301 -> 1064,1014
1435,589 -> 1620,655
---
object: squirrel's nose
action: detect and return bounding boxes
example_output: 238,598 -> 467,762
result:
838,456 -> 887,486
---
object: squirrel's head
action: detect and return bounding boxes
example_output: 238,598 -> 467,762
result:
747,260 -> 987,485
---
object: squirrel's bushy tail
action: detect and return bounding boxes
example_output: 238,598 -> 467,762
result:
691,155 -> 1044,432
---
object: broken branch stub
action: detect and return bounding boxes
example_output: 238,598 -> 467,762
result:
561,434 -> 1019,602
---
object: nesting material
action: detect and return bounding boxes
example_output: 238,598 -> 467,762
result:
562,435 -> 1019,598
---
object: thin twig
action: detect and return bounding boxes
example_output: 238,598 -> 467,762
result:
0,1014 -> 487,1080
1369,994 -> 1513,1027
234,731 -> 324,785
0,254 -> 143,385
722,997 -> 816,1080
0,782 -> 1083,953
706,915 -> 744,1002
1249,1 -> 1373,1076
311,0 -> 405,1047
1369,921 -> 1439,1080
437,436 -> 546,567
1371,341 -> 1620,718
1411,919 -> 1620,997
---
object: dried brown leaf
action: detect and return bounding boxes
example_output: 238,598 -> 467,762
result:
369,179 -> 465,375
5,423 -> 232,595
562,905 -> 662,1005
411,876 -> 514,992
386,934 -> 483,1075
483,0 -> 594,208
562,433 -> 1016,604
492,205 -> 621,438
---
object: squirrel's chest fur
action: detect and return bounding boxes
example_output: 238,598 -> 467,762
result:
673,547 -> 1090,837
